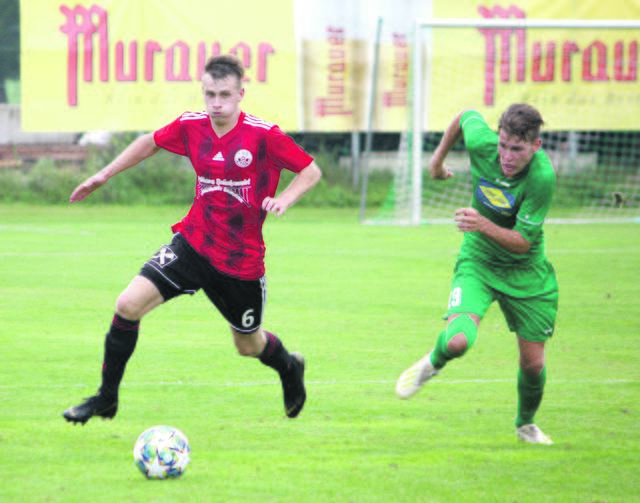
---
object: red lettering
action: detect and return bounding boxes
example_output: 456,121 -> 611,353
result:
614,41 -> 637,81
59,4 -> 109,106
393,33 -> 407,48
315,98 -> 352,117
382,91 -> 405,107
115,41 -> 137,81
196,43 -> 221,80
476,5 -> 638,104
314,25 -> 350,117
479,27 -> 497,106
583,41 -> 609,81
477,4 -> 526,106
256,43 -> 274,82
54,5 -> 295,104
381,32 -> 408,108
231,42 -> 252,82
144,41 -> 162,81
532,41 -> 555,82
231,43 -> 251,66
562,41 -> 580,81
165,41 -> 192,81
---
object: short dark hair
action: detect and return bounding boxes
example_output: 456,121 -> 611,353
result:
498,103 -> 544,143
204,54 -> 244,82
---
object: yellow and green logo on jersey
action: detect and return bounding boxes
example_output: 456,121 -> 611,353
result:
476,179 -> 516,216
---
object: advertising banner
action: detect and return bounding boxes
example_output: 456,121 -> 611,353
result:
295,0 -> 430,132
20,0 -> 640,132
21,0 -> 297,131
427,0 -> 640,130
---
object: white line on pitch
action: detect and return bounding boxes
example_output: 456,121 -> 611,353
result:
0,251 -> 137,257
0,225 -> 96,236
0,378 -> 635,390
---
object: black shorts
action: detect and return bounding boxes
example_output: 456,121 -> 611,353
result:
139,233 -> 266,333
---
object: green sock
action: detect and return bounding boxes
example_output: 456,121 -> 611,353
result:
515,367 -> 547,428
429,330 -> 451,369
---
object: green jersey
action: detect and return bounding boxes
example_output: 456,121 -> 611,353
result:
458,110 -> 556,268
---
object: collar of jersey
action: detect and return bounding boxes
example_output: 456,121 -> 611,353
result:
210,111 -> 244,140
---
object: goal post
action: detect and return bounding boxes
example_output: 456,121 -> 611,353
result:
364,18 -> 640,225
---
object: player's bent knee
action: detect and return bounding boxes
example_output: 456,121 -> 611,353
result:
115,294 -> 144,321
445,314 -> 478,356
520,359 -> 545,376
231,327 -> 263,357
234,341 -> 258,357
446,333 -> 469,355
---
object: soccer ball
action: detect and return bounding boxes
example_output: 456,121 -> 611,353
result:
133,425 -> 191,479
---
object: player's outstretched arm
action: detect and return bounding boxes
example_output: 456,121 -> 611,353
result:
70,133 -> 160,202
262,161 -> 322,216
429,111 -> 465,180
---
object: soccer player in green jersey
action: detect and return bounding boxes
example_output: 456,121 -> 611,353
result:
395,104 -> 558,445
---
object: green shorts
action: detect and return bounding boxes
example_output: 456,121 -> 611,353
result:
446,258 -> 559,342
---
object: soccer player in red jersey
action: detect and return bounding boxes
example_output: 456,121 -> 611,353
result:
63,55 -> 321,424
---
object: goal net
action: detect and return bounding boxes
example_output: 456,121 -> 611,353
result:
362,18 -> 640,224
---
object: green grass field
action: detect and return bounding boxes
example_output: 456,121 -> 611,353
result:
1,204 -> 639,502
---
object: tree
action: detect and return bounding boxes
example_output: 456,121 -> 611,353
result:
0,0 -> 20,103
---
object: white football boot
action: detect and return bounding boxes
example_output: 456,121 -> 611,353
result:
516,424 -> 553,445
395,352 -> 439,399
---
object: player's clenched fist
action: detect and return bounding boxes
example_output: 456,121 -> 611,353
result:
262,196 -> 289,216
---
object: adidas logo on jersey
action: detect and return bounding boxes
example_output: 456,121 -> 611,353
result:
212,152 -> 225,162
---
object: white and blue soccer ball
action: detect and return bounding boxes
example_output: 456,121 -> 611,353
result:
133,425 -> 191,479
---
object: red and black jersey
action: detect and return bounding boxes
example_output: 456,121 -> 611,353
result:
153,111 -> 313,280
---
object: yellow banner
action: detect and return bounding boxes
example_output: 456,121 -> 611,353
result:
21,0 -> 297,131
428,0 -> 640,130
296,0 -> 428,132
21,0 -> 640,132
